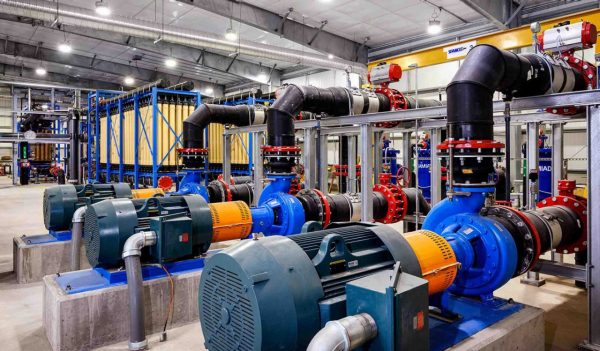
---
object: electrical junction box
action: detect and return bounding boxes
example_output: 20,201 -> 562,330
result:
346,269 -> 429,351
149,215 -> 193,263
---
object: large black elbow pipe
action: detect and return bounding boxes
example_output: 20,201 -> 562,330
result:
446,44 -> 585,184
266,85 -> 352,148
447,45 -> 531,141
182,104 -> 255,149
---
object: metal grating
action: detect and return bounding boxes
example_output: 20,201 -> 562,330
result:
201,266 -> 256,351
83,206 -> 101,267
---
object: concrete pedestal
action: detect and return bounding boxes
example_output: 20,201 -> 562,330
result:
13,236 -> 89,284
450,305 -> 545,350
43,269 -> 202,351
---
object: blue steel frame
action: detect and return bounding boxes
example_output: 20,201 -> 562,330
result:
87,90 -> 121,183
89,88 -> 201,188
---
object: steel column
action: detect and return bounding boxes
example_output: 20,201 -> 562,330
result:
526,122 -> 540,209
252,131 -> 264,206
319,131 -> 329,194
133,95 -> 140,189
402,132 -> 412,172
347,135 -> 357,193
582,105 -> 600,349
105,103 -> 111,183
151,89 -> 158,188
552,123 -> 565,195
223,129 -> 232,184
373,131 -> 383,186
360,124 -> 373,222
303,127 -> 317,190
118,100 -> 124,182
430,128 -> 442,205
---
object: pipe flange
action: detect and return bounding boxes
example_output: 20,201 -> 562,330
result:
481,205 -> 540,276
297,189 -> 326,225
218,179 -> 233,202
374,87 -> 406,127
537,196 -> 587,254
437,139 -> 505,156
373,183 -> 408,224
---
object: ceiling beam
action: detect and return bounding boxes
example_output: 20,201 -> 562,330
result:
176,0 -> 368,63
0,37 -> 227,96
0,37 -> 225,89
0,14 -> 280,86
0,62 -> 121,90
460,0 -> 511,30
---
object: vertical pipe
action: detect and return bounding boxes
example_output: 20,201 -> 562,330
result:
252,131 -> 264,205
552,123 -> 564,195
585,105 -> 600,347
223,129 -> 232,183
430,128 -> 442,205
319,131 -> 329,194
526,122 -> 539,210
339,136 -> 349,192
360,124 -> 373,222
348,135 -> 357,193
151,88 -> 158,188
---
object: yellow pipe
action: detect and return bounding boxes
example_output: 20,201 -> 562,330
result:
369,8 -> 600,72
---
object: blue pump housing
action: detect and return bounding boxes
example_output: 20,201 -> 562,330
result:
423,187 -> 517,300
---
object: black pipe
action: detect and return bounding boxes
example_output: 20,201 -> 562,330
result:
446,45 -> 585,185
183,104 -> 255,149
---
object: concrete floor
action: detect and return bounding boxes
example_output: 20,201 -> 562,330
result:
0,176 -> 588,350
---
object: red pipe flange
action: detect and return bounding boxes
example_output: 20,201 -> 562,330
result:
313,189 -> 331,228
373,183 -> 408,224
374,87 -> 408,128
217,178 -> 233,202
537,195 -> 588,254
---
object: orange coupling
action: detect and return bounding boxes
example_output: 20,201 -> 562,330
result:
208,201 -> 253,242
404,230 -> 459,295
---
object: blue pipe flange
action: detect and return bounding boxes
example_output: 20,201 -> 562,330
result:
251,192 -> 305,236
438,213 -> 517,299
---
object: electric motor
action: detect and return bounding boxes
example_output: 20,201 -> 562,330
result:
199,224 -> 458,350
43,183 -> 133,231
83,196 -> 251,268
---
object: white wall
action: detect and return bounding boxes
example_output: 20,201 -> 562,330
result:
282,70 -> 360,88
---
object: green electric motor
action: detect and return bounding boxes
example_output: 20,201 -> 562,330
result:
83,195 -> 213,268
43,183 -> 133,231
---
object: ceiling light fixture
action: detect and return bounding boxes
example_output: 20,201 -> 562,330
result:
225,19 -> 238,41
327,54 -> 334,59
427,8 -> 442,35
165,58 -> 177,68
58,42 -> 72,53
205,87 -> 214,95
124,76 -> 135,85
35,67 -> 47,76
95,0 -> 111,16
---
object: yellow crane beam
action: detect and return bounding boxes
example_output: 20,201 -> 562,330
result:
369,8 -> 600,72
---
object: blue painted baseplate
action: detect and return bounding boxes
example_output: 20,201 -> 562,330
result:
430,294 -> 523,351
21,230 -> 72,245
54,252 -> 218,295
